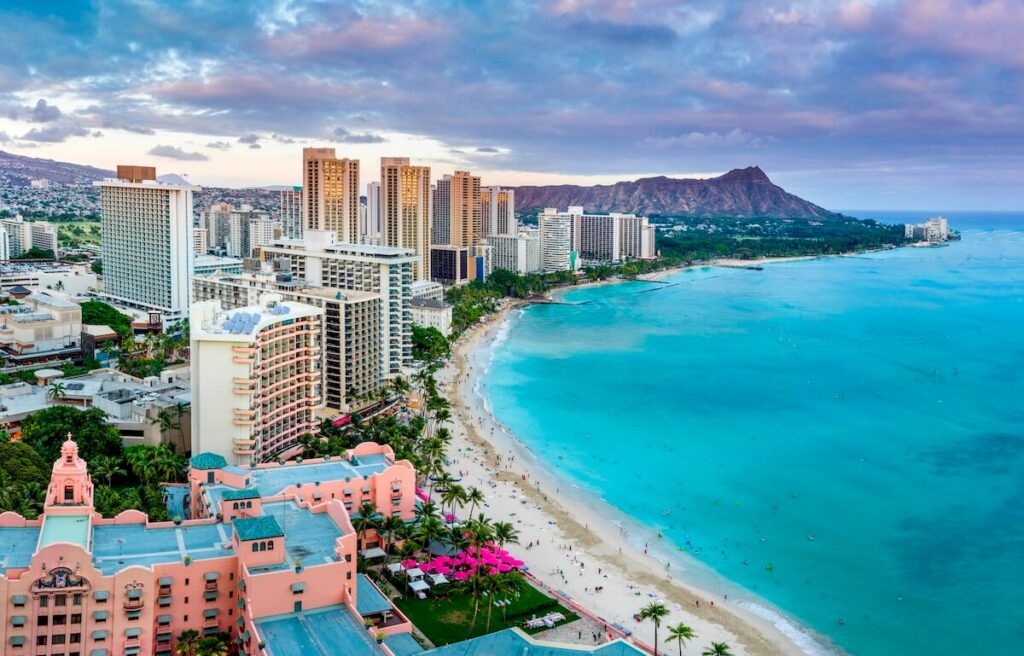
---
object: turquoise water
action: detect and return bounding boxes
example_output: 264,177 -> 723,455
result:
483,219 -> 1024,656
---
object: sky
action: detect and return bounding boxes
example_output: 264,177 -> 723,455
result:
0,0 -> 1021,211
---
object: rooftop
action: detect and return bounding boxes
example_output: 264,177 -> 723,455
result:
410,298 -> 448,310
39,515 -> 91,549
234,515 -> 284,541
221,488 -> 261,501
190,452 -> 228,470
251,501 -> 346,571
355,573 -> 394,615
256,605 -> 387,656
0,527 -> 40,574
423,629 -> 645,656
91,522 -> 232,575
245,454 -> 390,496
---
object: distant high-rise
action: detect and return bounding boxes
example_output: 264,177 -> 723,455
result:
364,181 -> 381,237
279,186 -> 303,239
302,148 -> 360,243
538,208 -> 578,272
481,186 -> 515,236
433,170 -> 481,249
202,203 -> 276,258
380,157 -> 431,280
193,227 -> 209,255
95,165 -> 197,320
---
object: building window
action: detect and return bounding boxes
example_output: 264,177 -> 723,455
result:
71,614 -> 82,624
72,594 -> 82,606
38,616 -> 49,626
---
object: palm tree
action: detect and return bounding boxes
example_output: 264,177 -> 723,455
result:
90,455 -> 127,487
151,408 -> 176,446
47,381 -> 67,401
701,643 -> 732,656
415,515 -> 446,551
484,571 -> 521,632
126,446 -> 157,484
174,629 -> 200,656
639,602 -> 669,656
466,486 -> 485,518
379,514 -> 406,561
666,623 -> 697,656
492,521 -> 520,548
352,502 -> 381,550
441,483 -> 467,517
390,375 -> 410,398
196,634 -> 229,656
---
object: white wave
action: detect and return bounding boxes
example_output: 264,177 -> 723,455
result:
736,600 -> 840,656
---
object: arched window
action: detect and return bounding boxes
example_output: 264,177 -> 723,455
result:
259,542 -> 266,552
268,541 -> 274,551
251,543 -> 258,553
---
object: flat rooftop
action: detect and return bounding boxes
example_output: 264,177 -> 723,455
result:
39,515 -> 91,549
91,522 -> 232,575
248,501 -> 345,573
0,527 -> 41,573
247,454 -> 390,495
256,605 -> 387,656
423,629 -> 645,656
355,573 -> 393,615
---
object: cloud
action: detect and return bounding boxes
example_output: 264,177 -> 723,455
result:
238,133 -> 260,144
332,127 -> 385,144
100,118 -> 155,135
147,145 -> 209,161
476,146 -> 499,153
21,124 -> 89,142
0,131 -> 9,143
206,141 -> 231,149
28,99 -> 61,123
248,143 -> 261,149
644,129 -> 766,149
271,133 -> 295,144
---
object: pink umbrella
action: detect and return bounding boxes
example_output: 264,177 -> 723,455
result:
436,565 -> 451,574
420,563 -> 434,572
401,559 -> 417,568
444,513 -> 457,523
487,567 -> 499,575
453,571 -> 469,581
508,559 -> 524,567
497,564 -> 512,572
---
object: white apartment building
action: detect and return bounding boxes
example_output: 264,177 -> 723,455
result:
29,222 -> 59,255
381,157 -> 431,280
193,267 -> 383,412
191,295 -> 323,465
489,228 -> 541,274
365,181 -> 381,238
193,227 -> 209,255
193,254 -> 244,277
540,206 -> 656,265
0,215 -> 34,259
203,203 -> 275,258
410,297 -> 453,337
259,230 -> 417,375
906,216 -> 951,242
481,186 -> 515,236
279,186 -> 303,239
410,279 -> 444,302
539,210 -> 578,272
303,148 -> 360,243
0,227 -> 9,261
95,165 -> 196,320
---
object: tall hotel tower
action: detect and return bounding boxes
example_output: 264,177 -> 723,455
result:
481,186 -> 515,236
433,170 -> 482,248
380,157 -> 431,280
302,148 -> 360,243
95,165 -> 197,320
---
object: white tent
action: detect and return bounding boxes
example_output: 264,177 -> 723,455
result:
386,563 -> 404,575
361,547 -> 387,559
428,573 -> 449,586
409,579 -> 430,593
406,567 -> 424,579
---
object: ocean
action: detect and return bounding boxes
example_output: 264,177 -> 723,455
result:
480,212 -> 1024,656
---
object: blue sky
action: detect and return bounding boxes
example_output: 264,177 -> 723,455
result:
0,0 -> 1021,210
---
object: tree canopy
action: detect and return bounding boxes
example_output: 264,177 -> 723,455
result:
0,439 -> 51,486
20,405 -> 123,463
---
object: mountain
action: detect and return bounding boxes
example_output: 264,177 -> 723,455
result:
512,167 -> 837,219
0,150 -> 113,185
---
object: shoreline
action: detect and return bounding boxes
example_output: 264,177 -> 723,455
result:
436,274 -> 837,656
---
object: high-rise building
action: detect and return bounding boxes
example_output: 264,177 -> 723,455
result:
429,245 -> 470,284
279,185 -> 303,239
193,265 -> 383,412
28,222 -> 58,255
481,186 -> 515,236
538,209 -> 578,272
202,203 -> 276,258
259,231 -> 417,375
191,294 -> 323,465
539,206 -> 656,265
433,171 -> 482,250
303,148 -> 360,243
380,157 -> 431,280
95,165 -> 197,320
193,227 -> 209,255
365,181 -> 381,237
0,214 -> 55,259
490,228 -> 541,274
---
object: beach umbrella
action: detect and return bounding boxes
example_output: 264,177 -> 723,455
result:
508,559 -> 524,567
488,567 -> 499,575
444,513 -> 457,523
436,565 -> 451,574
497,564 -> 512,572
453,571 -> 469,581
401,559 -> 417,568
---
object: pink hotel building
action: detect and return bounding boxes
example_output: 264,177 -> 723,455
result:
0,438 -> 420,656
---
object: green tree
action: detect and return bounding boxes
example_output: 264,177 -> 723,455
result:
0,440 -> 50,486
701,642 -> 732,656
639,602 -> 670,656
174,629 -> 200,656
666,623 -> 697,656
20,406 -> 122,463
89,454 -> 127,487
47,381 -> 67,401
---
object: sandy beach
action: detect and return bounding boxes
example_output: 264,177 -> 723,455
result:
433,290 -> 824,656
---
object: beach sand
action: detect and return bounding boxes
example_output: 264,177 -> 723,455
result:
433,298 -> 819,656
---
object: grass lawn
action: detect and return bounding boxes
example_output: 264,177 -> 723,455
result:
57,220 -> 102,247
390,575 -> 579,646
